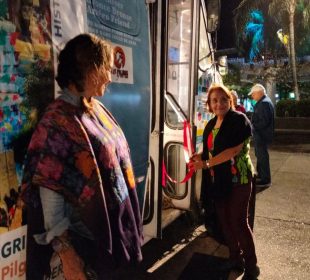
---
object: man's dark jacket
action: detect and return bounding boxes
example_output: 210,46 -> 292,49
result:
252,95 -> 274,144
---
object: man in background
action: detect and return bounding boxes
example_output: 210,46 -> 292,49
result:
248,84 -> 275,188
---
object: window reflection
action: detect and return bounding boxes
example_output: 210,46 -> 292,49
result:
166,0 -> 192,127
163,143 -> 187,198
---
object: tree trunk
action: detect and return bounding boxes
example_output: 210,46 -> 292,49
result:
288,1 -> 300,100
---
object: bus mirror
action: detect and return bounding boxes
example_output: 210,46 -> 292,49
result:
206,0 -> 221,33
218,55 -> 228,76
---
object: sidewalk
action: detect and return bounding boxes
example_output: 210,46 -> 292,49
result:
115,148 -> 310,280
252,148 -> 310,280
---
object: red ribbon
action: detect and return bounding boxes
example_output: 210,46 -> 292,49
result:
162,121 -> 195,187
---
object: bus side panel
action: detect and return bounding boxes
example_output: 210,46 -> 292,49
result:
86,1 -> 151,208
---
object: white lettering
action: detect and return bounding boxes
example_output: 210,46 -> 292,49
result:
53,0 -> 62,37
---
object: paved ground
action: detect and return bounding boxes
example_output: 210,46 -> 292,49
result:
115,147 -> 310,280
253,149 -> 310,280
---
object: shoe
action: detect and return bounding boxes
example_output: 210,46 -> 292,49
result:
242,265 -> 260,280
255,179 -> 271,188
232,259 -> 245,273
220,258 -> 244,273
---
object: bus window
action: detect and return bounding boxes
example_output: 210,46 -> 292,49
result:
198,8 -> 212,76
165,0 -> 193,128
163,143 -> 188,198
195,5 -> 214,153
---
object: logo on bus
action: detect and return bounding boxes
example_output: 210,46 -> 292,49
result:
114,46 -> 126,69
112,46 -> 128,79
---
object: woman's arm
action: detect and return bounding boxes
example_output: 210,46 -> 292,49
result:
208,143 -> 243,167
38,188 -> 87,280
56,235 -> 87,280
189,143 -> 243,171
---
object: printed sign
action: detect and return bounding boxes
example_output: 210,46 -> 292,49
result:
0,226 -> 27,280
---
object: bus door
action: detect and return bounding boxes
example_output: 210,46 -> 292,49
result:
160,0 -> 218,232
143,0 -> 217,241
142,0 -> 198,241
161,0 -> 199,229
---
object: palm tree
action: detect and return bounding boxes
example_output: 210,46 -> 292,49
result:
295,2 -> 310,56
244,10 -> 264,61
235,2 -> 282,64
269,0 -> 299,99
235,0 -> 310,100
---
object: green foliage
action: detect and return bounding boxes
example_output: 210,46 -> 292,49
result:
299,81 -> 310,99
276,99 -> 310,117
222,64 -> 252,98
297,36 -> 310,56
276,78 -> 310,100
0,0 -> 8,18
222,66 -> 240,87
295,4 -> 310,56
296,99 -> 310,117
276,99 -> 298,117
276,80 -> 293,99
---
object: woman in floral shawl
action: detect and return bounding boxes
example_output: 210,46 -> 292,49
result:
22,33 -> 143,280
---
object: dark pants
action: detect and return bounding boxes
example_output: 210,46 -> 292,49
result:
214,183 -> 257,270
254,141 -> 271,183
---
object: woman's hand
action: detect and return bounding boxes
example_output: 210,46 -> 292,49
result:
58,246 -> 87,280
188,160 -> 205,171
53,233 -> 87,280
188,153 -> 206,171
190,153 -> 201,162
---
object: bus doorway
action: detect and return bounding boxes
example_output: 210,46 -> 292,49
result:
143,0 -> 217,242
161,0 -> 196,229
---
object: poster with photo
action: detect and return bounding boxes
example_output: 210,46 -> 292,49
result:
0,4 -> 55,278
1,0 -> 87,276
0,0 -> 54,232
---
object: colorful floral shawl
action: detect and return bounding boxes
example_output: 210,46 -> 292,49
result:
22,97 -> 143,278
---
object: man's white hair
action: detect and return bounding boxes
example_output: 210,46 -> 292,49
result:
249,83 -> 266,96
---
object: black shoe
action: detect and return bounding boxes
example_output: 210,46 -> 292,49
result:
242,265 -> 260,280
232,259 -> 245,273
220,259 -> 244,273
256,179 -> 271,188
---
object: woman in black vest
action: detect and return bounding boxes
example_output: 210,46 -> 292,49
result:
189,84 -> 259,280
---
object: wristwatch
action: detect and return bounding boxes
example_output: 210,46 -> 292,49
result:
203,160 -> 210,169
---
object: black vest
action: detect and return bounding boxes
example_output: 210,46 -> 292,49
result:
201,110 -> 252,198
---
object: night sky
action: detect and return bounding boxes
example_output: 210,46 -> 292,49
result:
216,0 -> 243,50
